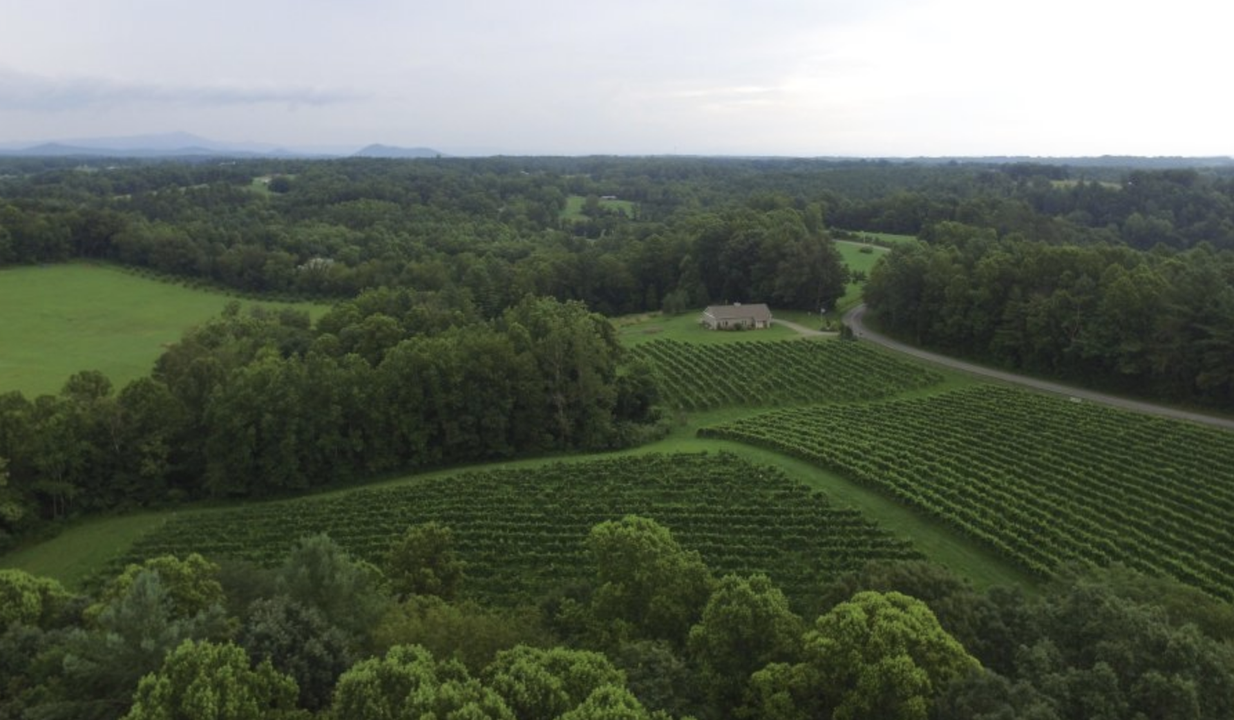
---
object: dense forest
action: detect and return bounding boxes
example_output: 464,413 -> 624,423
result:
4,157 -> 1234,308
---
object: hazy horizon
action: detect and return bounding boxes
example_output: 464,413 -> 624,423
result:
2,0 -> 1231,157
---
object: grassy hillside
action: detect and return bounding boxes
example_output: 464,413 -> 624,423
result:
0,263 -> 330,397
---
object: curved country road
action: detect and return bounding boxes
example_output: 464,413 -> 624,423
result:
844,304 -> 1234,432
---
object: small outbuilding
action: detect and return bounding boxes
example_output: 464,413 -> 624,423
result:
701,303 -> 773,330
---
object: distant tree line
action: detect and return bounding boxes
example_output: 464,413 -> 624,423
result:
0,158 -> 852,314
5,157 -> 1234,317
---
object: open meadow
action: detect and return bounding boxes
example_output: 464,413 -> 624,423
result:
560,194 -> 636,221
0,263 -> 329,397
833,239 -> 889,312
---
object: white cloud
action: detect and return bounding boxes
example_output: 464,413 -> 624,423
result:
0,68 -> 364,112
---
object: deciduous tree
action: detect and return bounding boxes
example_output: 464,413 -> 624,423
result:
123,640 -> 300,720
238,595 -> 353,712
383,522 -> 464,601
687,573 -> 803,714
586,515 -> 713,648
485,645 -> 626,720
331,644 -> 514,720
746,591 -> 978,720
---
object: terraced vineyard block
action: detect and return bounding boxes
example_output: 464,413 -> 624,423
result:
630,339 -> 942,410
110,453 -> 920,607
703,386 -> 1234,599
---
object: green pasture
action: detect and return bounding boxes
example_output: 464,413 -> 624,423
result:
1051,179 -> 1121,190
832,239 -> 889,313
248,176 -> 273,195
561,195 -> 636,221
0,263 -> 330,397
843,231 -> 919,246
0,512 -> 169,588
835,239 -> 889,275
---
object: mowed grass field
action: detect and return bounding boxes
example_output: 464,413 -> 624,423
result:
0,263 -> 330,397
560,194 -> 636,221
834,239 -> 889,313
842,231 -> 919,246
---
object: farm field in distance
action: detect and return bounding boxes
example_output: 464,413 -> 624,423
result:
833,238 -> 890,312
1,318 -> 1002,593
0,263 -> 330,397
560,194 -> 636,221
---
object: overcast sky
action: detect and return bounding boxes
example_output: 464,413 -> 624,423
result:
1,0 -> 1230,156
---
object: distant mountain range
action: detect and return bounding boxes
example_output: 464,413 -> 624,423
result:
352,144 -> 444,159
0,134 -> 1229,166
0,132 -> 446,159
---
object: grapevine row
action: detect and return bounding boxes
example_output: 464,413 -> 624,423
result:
701,386 -> 1234,599
630,339 -> 942,410
107,452 -> 920,608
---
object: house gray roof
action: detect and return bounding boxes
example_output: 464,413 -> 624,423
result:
703,303 -> 773,322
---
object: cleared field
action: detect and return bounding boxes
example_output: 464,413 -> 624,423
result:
561,194 -> 636,221
0,263 -> 329,397
835,239 -> 888,275
0,512 -> 168,588
702,385 -> 1234,599
841,231 -> 919,246
98,452 -> 920,608
631,338 -> 942,411
832,239 -> 890,313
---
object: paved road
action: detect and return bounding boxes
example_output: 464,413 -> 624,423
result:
771,318 -> 836,337
844,304 -> 1234,432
